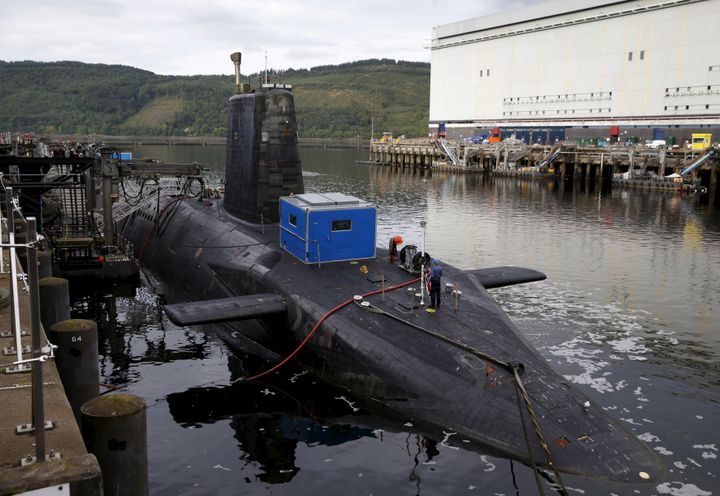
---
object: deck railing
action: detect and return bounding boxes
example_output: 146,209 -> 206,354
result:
0,179 -> 55,464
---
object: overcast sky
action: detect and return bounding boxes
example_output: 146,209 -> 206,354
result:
0,0 -> 539,76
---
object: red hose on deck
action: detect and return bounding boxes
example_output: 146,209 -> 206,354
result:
242,275 -> 421,382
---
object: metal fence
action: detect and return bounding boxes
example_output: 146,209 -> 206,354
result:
1,180 -> 56,464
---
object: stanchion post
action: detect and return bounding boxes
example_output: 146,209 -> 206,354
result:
27,217 -> 46,461
6,188 -> 23,365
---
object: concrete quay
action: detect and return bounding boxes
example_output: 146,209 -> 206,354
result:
0,266 -> 101,495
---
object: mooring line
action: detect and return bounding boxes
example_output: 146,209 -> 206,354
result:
355,299 -> 569,495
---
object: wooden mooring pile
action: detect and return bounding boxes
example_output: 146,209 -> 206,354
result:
368,139 -> 720,203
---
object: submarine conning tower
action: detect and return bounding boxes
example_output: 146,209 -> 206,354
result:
224,51 -> 304,223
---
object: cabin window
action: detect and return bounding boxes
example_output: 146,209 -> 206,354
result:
288,214 -> 297,227
332,219 -> 352,231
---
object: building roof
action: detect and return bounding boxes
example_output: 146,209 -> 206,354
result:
433,0 -> 636,40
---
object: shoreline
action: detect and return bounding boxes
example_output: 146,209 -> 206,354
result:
44,134 -> 370,149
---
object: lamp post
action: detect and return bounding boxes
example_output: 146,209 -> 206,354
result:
420,219 -> 427,306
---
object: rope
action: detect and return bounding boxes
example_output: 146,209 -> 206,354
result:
515,379 -> 546,496
513,367 -> 569,495
355,300 -> 569,494
355,300 -> 510,371
137,195 -> 187,263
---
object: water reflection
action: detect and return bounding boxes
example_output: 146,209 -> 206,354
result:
166,362 -> 376,484
71,283 -> 213,386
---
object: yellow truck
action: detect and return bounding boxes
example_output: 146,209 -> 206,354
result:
691,133 -> 712,150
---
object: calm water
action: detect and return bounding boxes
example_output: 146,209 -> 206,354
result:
73,145 -> 720,495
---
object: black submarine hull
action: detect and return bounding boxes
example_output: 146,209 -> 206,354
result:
122,192 -> 661,483
120,84 -> 661,483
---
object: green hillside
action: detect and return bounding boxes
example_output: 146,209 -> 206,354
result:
0,59 -> 429,139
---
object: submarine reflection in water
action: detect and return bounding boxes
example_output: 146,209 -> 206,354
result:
120,52 -> 663,487
166,364 -> 374,484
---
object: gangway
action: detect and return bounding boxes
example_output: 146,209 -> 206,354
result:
536,143 -> 563,170
676,147 -> 717,177
437,139 -> 460,166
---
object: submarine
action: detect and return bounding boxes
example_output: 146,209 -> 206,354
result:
120,52 -> 661,486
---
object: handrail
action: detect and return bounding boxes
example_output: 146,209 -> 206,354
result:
679,147 -> 716,176
0,182 -> 54,464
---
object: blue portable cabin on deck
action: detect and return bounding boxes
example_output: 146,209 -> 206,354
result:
279,193 -> 376,263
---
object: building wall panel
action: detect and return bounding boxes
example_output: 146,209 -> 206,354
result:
430,0 -> 720,128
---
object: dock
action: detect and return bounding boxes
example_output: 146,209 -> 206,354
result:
369,138 -> 720,202
0,222 -> 102,494
0,134 -> 191,495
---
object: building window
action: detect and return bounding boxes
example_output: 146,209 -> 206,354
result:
486,69 -> 490,76
332,220 -> 352,231
628,51 -> 633,61
289,214 -> 297,227
640,50 -> 645,60
480,70 -> 483,77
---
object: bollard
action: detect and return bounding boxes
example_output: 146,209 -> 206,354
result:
20,249 -> 52,277
81,394 -> 149,496
38,250 -> 52,278
39,277 -> 70,331
48,319 -> 100,424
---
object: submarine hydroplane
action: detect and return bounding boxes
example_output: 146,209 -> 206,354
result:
120,52 -> 661,487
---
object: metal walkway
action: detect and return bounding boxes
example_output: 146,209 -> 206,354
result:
679,147 -> 717,176
437,139 -> 460,166
536,143 -> 563,169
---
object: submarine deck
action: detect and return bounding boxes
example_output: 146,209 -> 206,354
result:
124,193 -> 662,483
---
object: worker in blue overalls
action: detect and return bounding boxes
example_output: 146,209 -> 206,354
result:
429,259 -> 443,310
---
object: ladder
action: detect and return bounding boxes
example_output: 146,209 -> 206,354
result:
47,164 -> 88,238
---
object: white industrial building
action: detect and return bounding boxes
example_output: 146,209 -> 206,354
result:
429,0 -> 720,142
